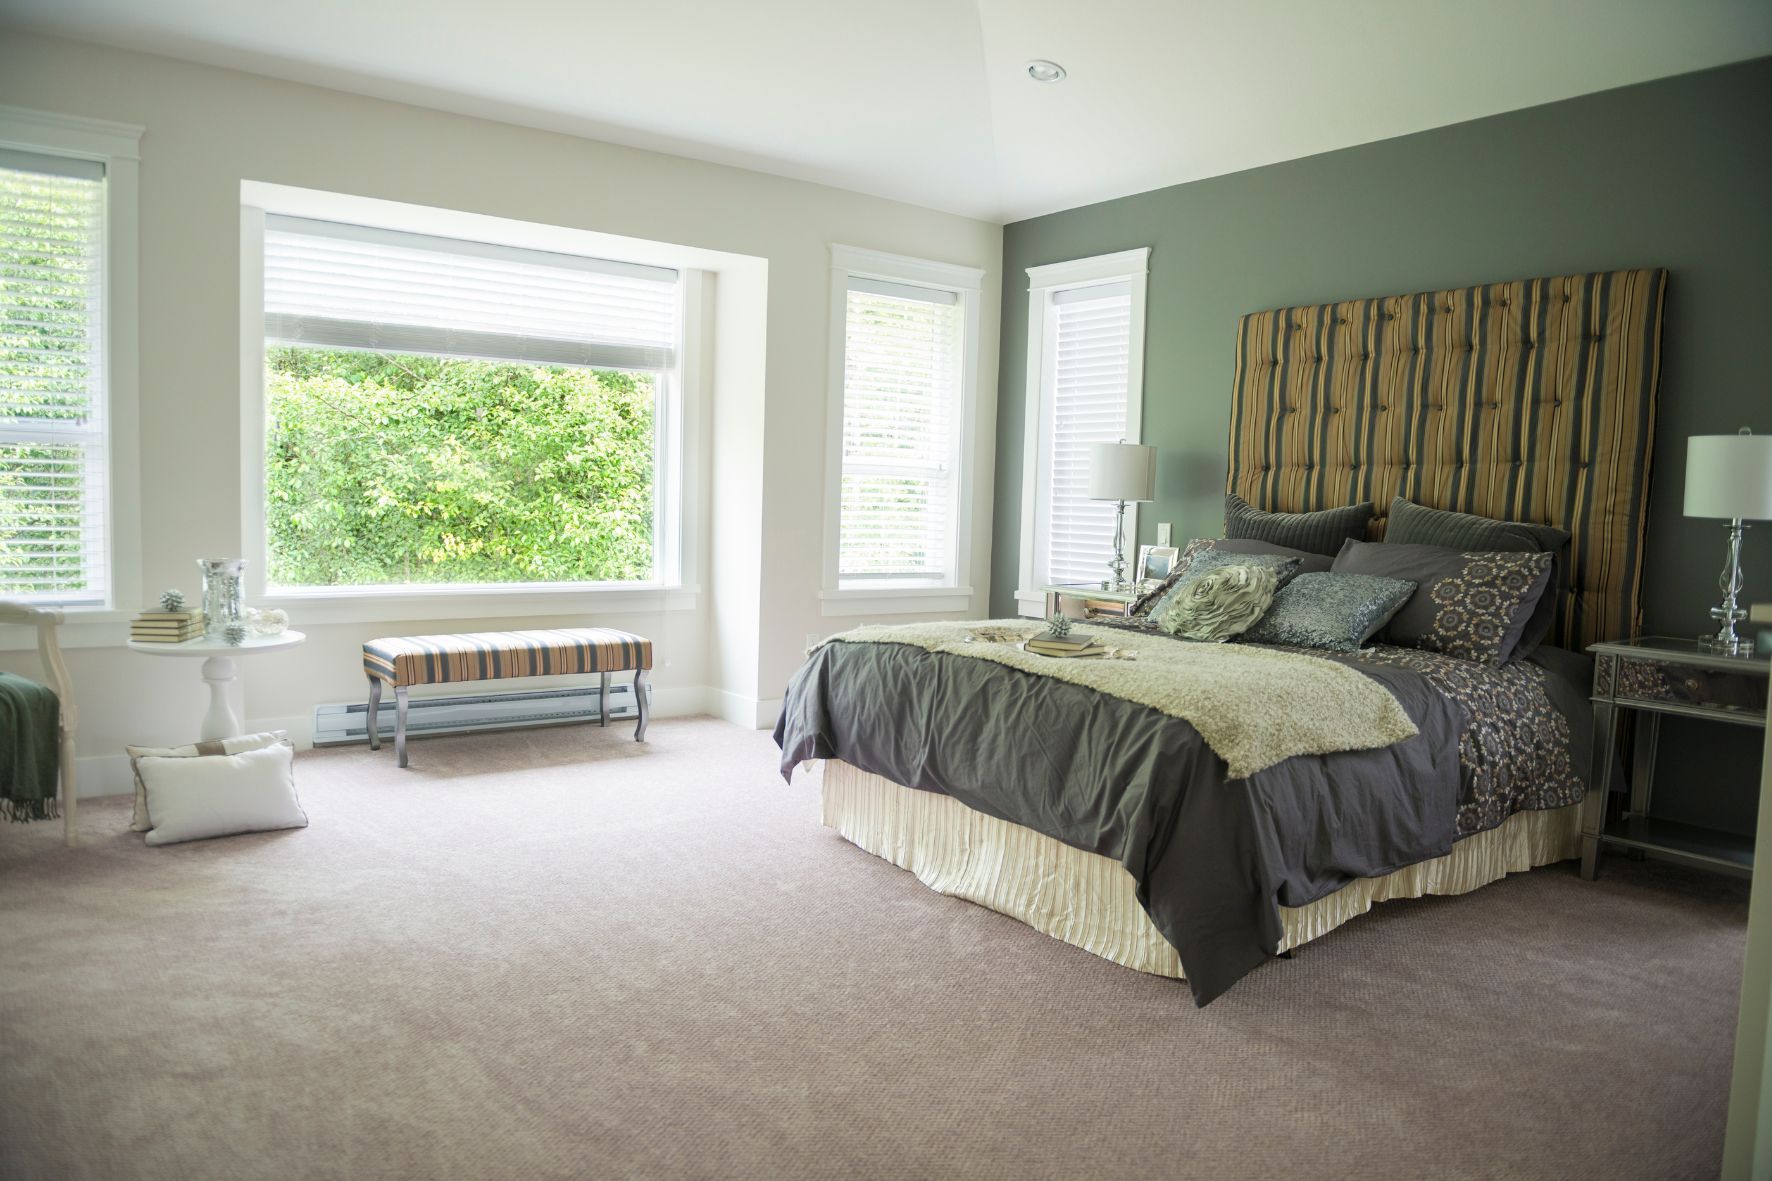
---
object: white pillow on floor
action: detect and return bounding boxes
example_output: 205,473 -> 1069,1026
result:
137,742 -> 308,846
125,730 -> 291,832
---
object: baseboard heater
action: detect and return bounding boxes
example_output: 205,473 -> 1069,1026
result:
311,681 -> 652,747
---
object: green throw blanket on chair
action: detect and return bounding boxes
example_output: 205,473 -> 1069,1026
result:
0,672 -> 60,822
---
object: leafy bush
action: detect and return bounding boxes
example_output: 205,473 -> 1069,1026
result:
265,347 -> 656,587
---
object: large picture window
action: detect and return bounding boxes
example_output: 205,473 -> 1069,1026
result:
260,216 -> 680,591
0,149 -> 109,603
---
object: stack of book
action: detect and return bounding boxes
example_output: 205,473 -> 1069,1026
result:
1023,633 -> 1108,659
130,610 -> 205,643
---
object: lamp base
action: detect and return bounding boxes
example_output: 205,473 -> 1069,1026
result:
1697,634 -> 1755,658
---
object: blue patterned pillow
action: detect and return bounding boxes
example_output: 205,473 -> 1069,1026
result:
1241,572 -> 1417,652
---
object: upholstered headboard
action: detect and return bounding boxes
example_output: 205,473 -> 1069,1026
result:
1226,268 -> 1666,649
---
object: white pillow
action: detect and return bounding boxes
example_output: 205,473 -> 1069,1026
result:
136,743 -> 307,846
125,730 -> 291,832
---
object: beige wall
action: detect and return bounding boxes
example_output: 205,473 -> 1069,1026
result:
0,32 -> 1002,788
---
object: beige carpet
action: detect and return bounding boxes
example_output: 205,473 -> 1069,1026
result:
0,717 -> 1748,1180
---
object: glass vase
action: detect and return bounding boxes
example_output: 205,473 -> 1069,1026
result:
198,558 -> 247,639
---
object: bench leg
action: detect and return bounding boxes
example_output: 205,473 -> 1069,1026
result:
634,668 -> 650,742
600,671 -> 610,728
395,686 -> 410,768
367,677 -> 382,751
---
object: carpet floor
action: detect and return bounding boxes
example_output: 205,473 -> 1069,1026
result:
0,717 -> 1749,1180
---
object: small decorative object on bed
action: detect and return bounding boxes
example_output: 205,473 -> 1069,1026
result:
1241,572 -> 1416,651
1088,441 -> 1157,590
1683,428 -> 1772,655
1157,564 -> 1279,642
1224,493 -> 1372,556
158,589 -> 186,612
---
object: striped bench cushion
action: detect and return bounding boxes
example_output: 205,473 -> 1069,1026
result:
363,628 -> 652,689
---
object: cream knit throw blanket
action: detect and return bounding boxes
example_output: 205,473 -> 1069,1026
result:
824,621 -> 1417,779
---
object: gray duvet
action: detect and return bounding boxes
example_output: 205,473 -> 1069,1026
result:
773,635 -> 1591,1006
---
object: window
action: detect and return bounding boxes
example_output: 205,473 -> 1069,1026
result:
1017,249 -> 1150,612
823,246 -> 982,615
259,215 -> 682,592
0,149 -> 109,603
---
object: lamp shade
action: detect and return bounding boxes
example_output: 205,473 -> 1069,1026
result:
1684,431 -> 1772,520
1088,442 -> 1157,502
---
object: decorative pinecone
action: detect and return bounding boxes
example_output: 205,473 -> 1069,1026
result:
224,622 -> 247,646
159,589 -> 186,612
1045,614 -> 1073,639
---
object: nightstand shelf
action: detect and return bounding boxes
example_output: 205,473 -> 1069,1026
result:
1040,582 -> 1143,620
1598,815 -> 1755,873
1579,634 -> 1766,881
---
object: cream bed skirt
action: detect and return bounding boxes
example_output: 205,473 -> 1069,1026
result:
821,760 -> 1583,979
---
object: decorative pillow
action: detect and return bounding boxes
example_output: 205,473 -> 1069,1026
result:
1158,564 -> 1280,642
1209,537 -> 1335,576
1241,572 -> 1417,652
1225,494 -> 1374,556
135,742 -> 307,847
1383,497 -> 1570,654
125,730 -> 292,832
1133,546 -> 1301,620
1333,540 -> 1554,665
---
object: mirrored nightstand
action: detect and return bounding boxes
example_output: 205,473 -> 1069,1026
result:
1579,635 -> 1768,880
1041,582 -> 1143,620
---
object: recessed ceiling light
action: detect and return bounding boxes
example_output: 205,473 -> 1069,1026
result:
1025,60 -> 1067,84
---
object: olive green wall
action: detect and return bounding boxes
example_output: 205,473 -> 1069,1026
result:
992,56 -> 1772,832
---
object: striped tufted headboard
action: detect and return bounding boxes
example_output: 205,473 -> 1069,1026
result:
1226,268 -> 1666,650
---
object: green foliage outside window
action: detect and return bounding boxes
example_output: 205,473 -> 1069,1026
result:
265,347 -> 656,587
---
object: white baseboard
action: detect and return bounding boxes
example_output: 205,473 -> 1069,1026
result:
707,688 -> 781,729
69,684 -> 758,797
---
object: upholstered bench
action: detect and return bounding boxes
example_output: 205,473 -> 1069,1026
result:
362,628 -> 652,767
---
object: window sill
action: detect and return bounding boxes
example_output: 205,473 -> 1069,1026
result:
261,584 -> 702,626
0,606 -> 131,651
820,586 -> 975,618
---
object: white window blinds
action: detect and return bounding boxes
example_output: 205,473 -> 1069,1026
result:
839,279 -> 963,583
1043,280 -> 1133,585
0,149 -> 108,603
263,215 -> 679,370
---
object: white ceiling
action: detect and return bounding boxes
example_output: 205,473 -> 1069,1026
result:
4,0 -> 1770,223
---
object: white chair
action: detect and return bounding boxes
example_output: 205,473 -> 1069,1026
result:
0,600 -> 78,847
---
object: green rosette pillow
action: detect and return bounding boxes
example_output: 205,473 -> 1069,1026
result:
1158,564 -> 1280,642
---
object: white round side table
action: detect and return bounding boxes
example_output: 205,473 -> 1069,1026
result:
126,631 -> 307,740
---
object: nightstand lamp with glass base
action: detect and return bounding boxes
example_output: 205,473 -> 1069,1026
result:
1686,428 -> 1772,656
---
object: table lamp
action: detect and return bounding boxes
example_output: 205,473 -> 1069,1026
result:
1684,427 -> 1772,655
1088,441 -> 1156,591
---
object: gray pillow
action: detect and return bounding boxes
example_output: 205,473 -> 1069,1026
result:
1159,565 -> 1281,643
1225,493 -> 1374,556
1334,540 -> 1554,665
1384,497 -> 1570,653
1134,547 -> 1302,621
1242,572 -> 1417,652
1209,536 -> 1334,575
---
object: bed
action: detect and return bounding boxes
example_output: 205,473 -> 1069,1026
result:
777,267 -> 1667,1004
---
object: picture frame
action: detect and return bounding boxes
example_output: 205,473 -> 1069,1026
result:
1135,544 -> 1180,586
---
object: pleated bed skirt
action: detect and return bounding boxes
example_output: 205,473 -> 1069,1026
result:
820,760 -> 1583,979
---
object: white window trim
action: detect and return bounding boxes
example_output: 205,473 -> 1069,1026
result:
237,181 -> 709,625
1014,248 -> 1150,617
0,105 -> 143,634
821,244 -> 984,617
